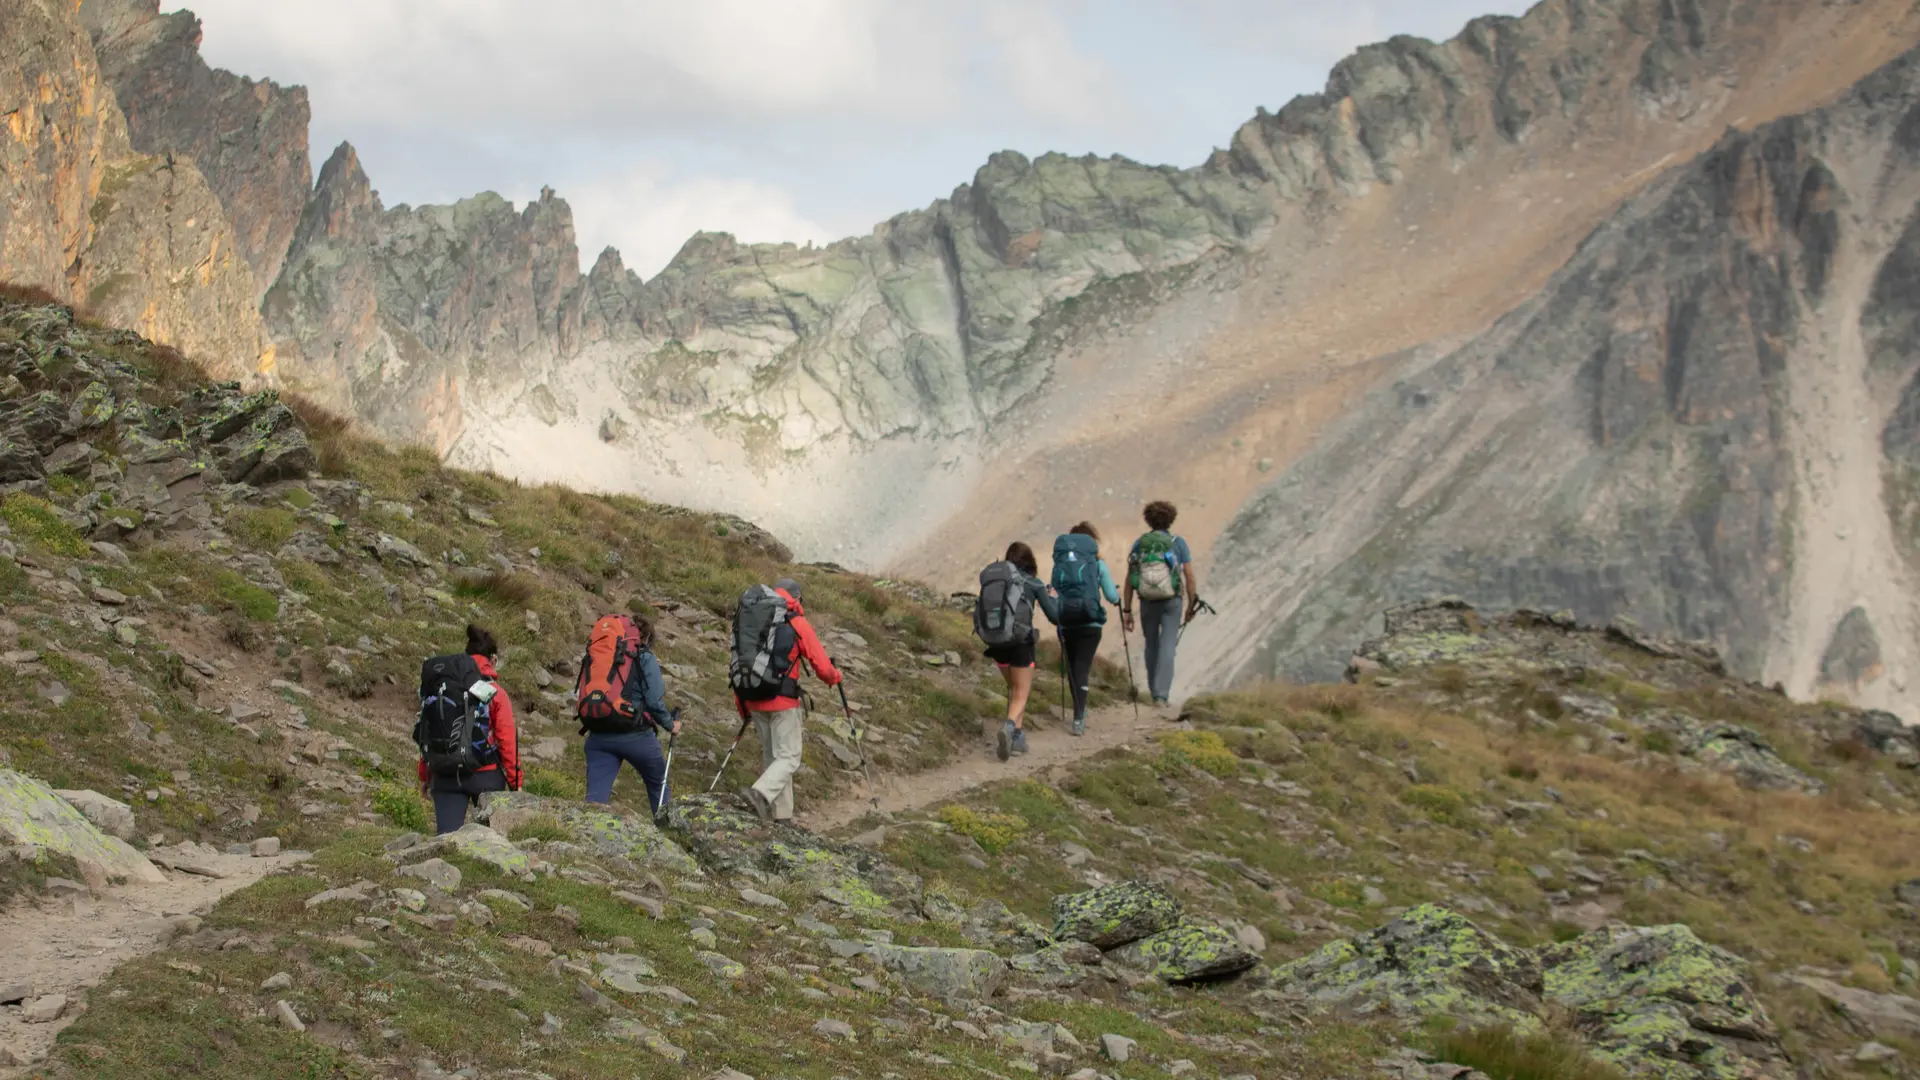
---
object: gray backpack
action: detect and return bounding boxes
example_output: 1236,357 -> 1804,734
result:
974,562 -> 1033,647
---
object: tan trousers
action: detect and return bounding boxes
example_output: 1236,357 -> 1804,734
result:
750,707 -> 803,820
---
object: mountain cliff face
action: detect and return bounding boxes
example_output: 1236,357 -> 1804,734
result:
7,0 -> 1920,715
1189,41 -> 1920,718
77,0 -> 313,301
0,0 -> 271,383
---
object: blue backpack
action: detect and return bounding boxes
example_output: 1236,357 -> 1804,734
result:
1051,534 -> 1106,627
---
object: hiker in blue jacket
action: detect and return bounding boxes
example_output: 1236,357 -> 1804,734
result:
1051,523 -> 1120,736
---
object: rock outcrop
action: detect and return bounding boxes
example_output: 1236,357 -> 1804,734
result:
0,769 -> 164,887
1195,38 -> 1920,717
1269,905 -> 1792,1079
0,0 -> 272,383
78,0 -> 312,297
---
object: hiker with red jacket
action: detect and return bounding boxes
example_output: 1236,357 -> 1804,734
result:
416,624 -> 521,834
731,577 -> 841,822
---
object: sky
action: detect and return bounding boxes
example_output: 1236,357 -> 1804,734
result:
178,0 -> 1535,279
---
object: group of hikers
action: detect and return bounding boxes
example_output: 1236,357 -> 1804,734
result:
413,501 -> 1203,834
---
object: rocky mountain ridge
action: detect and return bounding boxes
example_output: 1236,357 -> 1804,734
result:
7,0 -> 1920,708
1189,36 -> 1920,720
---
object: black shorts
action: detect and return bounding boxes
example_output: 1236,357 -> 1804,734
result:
984,639 -> 1036,669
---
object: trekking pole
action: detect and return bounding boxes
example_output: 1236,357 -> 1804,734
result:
1178,598 -> 1219,645
654,709 -> 679,819
1120,619 -> 1142,722
837,682 -> 879,809
707,716 -> 752,793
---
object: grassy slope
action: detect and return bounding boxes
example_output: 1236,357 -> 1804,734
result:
8,291 -> 1920,1079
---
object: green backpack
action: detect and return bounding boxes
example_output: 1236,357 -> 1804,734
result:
1131,532 -> 1182,602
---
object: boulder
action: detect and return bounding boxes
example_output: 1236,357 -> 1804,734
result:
1264,904 -> 1542,1028
479,792 -> 698,876
1010,941 -> 1103,988
52,788 -> 136,840
0,769 -> 164,886
439,823 -> 532,877
1689,725 -> 1824,795
1545,926 -> 1790,1079
865,944 -> 1008,1000
1109,923 -> 1260,984
1789,975 -> 1920,1040
1051,880 -> 1183,949
669,794 -> 914,911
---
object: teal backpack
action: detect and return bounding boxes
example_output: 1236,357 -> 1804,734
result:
1051,534 -> 1106,627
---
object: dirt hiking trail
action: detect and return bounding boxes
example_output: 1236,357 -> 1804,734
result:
0,849 -> 309,1073
800,703 -> 1179,833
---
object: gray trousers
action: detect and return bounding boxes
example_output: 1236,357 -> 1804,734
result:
1141,597 -> 1182,702
751,707 -> 803,820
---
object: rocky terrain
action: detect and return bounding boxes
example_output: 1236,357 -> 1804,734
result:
1190,36 -> 1920,719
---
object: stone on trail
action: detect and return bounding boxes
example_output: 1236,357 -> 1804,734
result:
442,823 -> 533,876
250,836 -> 282,857
1109,923 -> 1260,984
707,1069 -> 756,1080
1051,880 -> 1183,950
260,972 -> 292,991
1,769 -> 164,886
739,887 -> 786,910
864,944 -> 1008,1000
274,1000 -> 305,1032
21,995 -> 67,1024
1544,925 -> 1790,1078
1101,1033 -> 1137,1062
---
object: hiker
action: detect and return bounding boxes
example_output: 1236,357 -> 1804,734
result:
1121,501 -> 1198,707
730,577 -> 841,823
976,541 -> 1061,761
1052,523 -> 1120,736
575,613 -> 682,817
415,624 -> 521,834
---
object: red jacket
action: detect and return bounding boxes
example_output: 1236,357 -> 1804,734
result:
736,590 -> 841,717
418,654 -> 521,789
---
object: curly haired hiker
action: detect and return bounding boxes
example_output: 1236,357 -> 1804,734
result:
415,624 -> 521,834
730,577 -> 841,822
1121,501 -> 1199,708
975,542 -> 1061,761
1051,523 -> 1120,736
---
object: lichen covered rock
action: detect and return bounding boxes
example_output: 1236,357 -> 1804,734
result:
1109,922 -> 1259,984
480,792 -> 698,876
1051,880 -> 1183,950
1543,926 -> 1791,1079
1687,726 -> 1823,795
1264,904 -> 1542,1028
864,944 -> 1008,1000
0,769 -> 165,886
670,794 -> 914,912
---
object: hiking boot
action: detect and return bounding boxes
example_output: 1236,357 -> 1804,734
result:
1070,716 -> 1086,737
1011,728 -> 1030,755
740,785 -> 774,822
996,720 -> 1014,762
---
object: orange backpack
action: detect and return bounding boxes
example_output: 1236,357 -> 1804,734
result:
574,614 -> 649,734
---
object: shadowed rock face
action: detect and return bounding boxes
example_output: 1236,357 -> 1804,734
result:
78,0 -> 312,300
1194,43 -> 1920,717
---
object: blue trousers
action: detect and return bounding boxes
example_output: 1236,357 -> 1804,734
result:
584,730 -> 669,811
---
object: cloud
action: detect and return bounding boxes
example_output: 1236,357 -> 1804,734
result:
982,2 -> 1133,128
560,166 -> 841,279
181,0 -> 975,135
